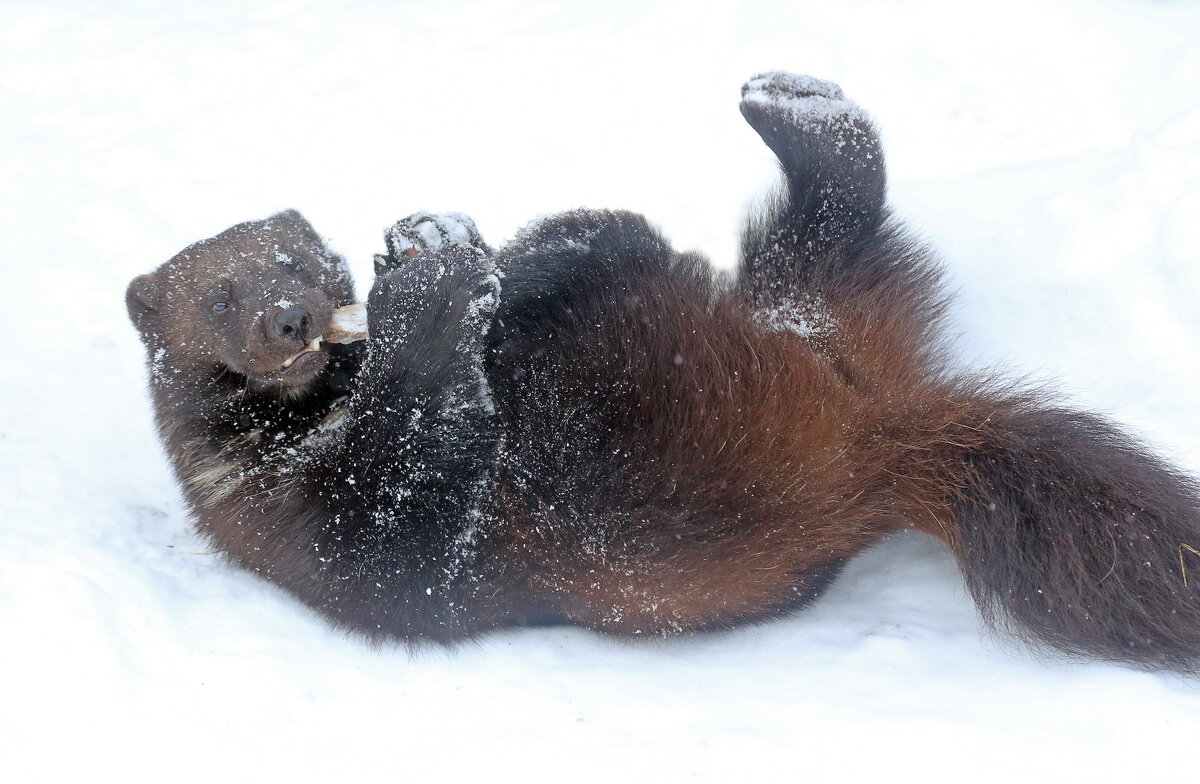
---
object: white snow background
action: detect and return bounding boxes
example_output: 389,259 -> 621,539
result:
3,0 -> 1200,781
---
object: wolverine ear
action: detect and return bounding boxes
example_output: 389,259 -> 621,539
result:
270,208 -> 319,240
126,273 -> 160,329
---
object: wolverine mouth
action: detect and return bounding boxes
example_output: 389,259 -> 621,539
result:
280,336 -> 325,374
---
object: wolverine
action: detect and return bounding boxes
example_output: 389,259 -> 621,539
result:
127,72 -> 1200,672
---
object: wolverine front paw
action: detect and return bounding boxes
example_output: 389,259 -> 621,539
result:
374,212 -> 491,274
367,244 -> 500,351
365,244 -> 501,418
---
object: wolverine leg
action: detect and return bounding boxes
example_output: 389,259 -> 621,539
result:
737,71 -> 887,305
737,72 -> 948,386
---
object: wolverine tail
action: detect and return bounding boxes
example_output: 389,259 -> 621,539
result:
920,397 -> 1200,672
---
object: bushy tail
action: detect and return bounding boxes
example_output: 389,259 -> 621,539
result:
926,400 -> 1200,672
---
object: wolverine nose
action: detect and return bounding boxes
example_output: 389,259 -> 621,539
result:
273,304 -> 312,342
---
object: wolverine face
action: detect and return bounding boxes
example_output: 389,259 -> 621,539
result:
126,210 -> 356,393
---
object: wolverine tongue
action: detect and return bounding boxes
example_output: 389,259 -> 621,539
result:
281,336 -> 323,369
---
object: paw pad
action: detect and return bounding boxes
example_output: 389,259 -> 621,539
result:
739,71 -> 867,133
376,212 -> 490,273
742,72 -> 845,102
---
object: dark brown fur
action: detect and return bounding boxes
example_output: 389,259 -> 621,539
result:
128,72 -> 1200,671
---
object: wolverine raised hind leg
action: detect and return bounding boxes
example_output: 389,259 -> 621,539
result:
734,72 -> 1200,670
737,72 -> 949,388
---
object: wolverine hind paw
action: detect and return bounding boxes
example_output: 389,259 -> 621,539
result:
739,71 -> 867,133
742,71 -> 846,102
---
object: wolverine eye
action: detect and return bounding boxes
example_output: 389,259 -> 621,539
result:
212,301 -> 229,313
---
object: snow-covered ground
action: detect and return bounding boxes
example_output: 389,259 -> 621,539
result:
3,1 -> 1200,780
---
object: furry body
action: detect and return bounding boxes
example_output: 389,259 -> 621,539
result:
128,73 -> 1200,671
